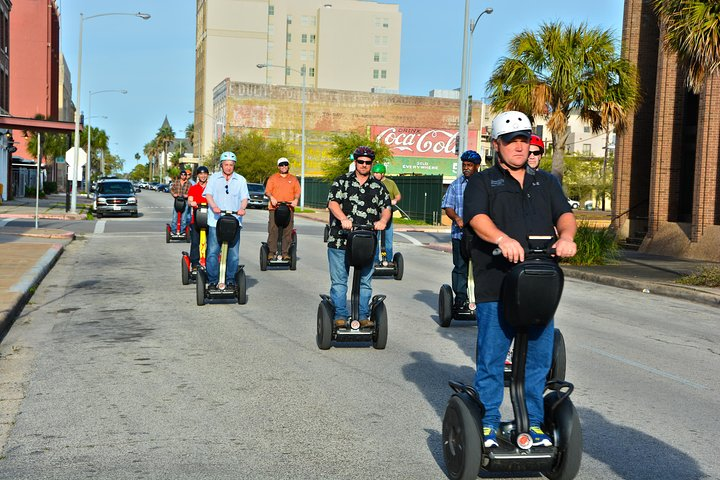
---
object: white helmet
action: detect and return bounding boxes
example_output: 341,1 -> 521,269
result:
491,111 -> 533,141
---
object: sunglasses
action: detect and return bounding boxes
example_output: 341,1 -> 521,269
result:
180,173 -> 187,176
356,160 -> 373,165
529,151 -> 543,157
225,184 -> 229,194
278,162 -> 289,167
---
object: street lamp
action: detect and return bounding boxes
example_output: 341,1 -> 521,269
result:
257,63 -> 307,209
457,4 -> 492,176
87,89 -> 126,194
70,11 -> 150,214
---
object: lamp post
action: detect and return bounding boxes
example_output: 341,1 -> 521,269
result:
257,63 -> 307,209
87,89 -> 126,194
70,11 -> 150,214
457,4 -> 492,176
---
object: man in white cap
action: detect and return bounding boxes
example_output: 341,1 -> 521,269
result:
264,157 -> 301,260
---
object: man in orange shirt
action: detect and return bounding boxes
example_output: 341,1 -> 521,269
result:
265,157 -> 301,260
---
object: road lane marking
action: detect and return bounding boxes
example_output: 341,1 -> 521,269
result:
93,220 -> 106,234
580,344 -> 707,390
395,231 -> 423,246
0,218 -> 14,227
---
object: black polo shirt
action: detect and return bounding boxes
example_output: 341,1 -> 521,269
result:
463,164 -> 572,302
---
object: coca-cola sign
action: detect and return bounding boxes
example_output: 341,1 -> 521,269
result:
371,126 -> 478,158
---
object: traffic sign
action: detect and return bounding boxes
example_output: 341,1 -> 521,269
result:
65,147 -> 87,181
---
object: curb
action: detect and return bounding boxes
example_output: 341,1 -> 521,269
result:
0,243 -> 66,336
0,213 -> 86,221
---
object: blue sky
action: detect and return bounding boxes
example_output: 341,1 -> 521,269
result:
58,0 -> 625,173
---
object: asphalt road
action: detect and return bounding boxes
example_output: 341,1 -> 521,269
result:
0,190 -> 718,479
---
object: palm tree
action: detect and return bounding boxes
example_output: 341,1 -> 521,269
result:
154,120 -> 175,181
185,123 -> 195,149
143,140 -> 160,181
653,0 -> 720,93
486,22 -> 639,185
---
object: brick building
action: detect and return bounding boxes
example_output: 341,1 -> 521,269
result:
213,79 -> 489,182
615,0 -> 720,261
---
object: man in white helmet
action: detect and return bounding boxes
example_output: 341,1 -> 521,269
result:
203,151 -> 249,290
463,111 -> 577,449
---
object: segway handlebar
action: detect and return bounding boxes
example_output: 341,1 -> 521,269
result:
492,246 -> 557,256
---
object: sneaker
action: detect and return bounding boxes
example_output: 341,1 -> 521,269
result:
334,318 -> 347,328
359,319 -> 374,328
282,255 -> 291,261
483,427 -> 498,448
529,426 -> 552,447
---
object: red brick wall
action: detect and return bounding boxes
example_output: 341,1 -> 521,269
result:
692,73 -> 720,239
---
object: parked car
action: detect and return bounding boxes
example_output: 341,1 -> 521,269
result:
93,179 -> 138,218
567,198 -> 580,209
247,182 -> 269,209
157,183 -> 170,193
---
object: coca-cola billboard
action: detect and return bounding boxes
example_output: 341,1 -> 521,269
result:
371,126 -> 478,158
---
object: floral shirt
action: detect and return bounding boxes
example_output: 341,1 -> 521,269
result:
327,171 -> 391,249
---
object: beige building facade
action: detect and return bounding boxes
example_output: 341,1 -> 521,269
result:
194,0 -> 401,161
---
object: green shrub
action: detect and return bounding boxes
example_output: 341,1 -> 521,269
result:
24,187 -> 46,198
676,266 -> 720,288
43,181 -> 58,194
561,223 -> 618,266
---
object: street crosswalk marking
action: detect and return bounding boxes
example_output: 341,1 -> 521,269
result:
93,220 -> 106,234
0,218 -> 15,227
395,231 -> 423,246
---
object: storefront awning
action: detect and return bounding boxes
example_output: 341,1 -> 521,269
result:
0,115 -> 79,133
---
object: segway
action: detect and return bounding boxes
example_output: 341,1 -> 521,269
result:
372,226 -> 403,280
316,225 -> 388,350
166,196 -> 190,243
438,231 -> 476,327
181,203 -> 208,285
196,211 -> 247,305
442,239 -> 582,480
260,202 -> 297,271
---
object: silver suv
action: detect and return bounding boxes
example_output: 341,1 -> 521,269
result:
94,179 -> 138,218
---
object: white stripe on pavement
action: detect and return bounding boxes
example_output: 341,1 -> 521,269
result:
93,220 -> 106,234
0,218 -> 15,227
395,231 -> 423,246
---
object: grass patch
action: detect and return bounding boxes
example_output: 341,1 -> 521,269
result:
295,207 -> 316,213
561,223 -> 619,266
393,218 -> 432,226
676,266 -> 720,288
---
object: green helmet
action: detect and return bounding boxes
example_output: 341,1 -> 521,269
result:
371,164 -> 386,174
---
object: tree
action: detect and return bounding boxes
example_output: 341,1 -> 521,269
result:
154,123 -> 175,180
486,22 -> 639,185
322,132 -> 394,181
185,123 -> 195,148
143,140 -> 160,181
653,0 -> 720,93
128,163 -> 148,181
25,114 -> 68,164
209,131 -> 291,183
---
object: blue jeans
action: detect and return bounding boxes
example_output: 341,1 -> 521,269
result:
206,226 -> 240,285
474,301 -> 553,428
377,223 -> 394,261
170,202 -> 191,232
451,238 -> 468,304
328,247 -> 374,320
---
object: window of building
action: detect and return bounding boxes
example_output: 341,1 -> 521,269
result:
309,34 -> 316,44
286,50 -> 292,59
287,33 -> 292,42
373,69 -> 379,79
309,67 -> 315,77
286,67 -> 291,76
381,35 -> 388,46
287,15 -> 292,24
381,70 -> 387,79
301,33 -> 307,43
374,52 -> 380,62
583,126 -> 590,133
308,50 -> 315,62
268,25 -> 274,35
582,144 -> 591,155
268,5 -> 274,15
381,52 -> 388,62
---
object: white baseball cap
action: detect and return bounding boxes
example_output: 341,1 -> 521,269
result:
277,157 -> 289,165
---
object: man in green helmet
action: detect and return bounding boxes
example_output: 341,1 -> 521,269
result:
371,163 -> 401,263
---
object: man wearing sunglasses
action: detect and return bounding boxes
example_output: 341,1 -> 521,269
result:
528,135 -> 544,170
203,151 -> 249,290
170,170 -> 192,233
326,146 -> 391,328
264,157 -> 301,261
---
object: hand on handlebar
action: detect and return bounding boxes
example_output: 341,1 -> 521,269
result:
497,237 -> 525,263
373,220 -> 387,231
552,238 -> 577,258
340,218 -> 353,230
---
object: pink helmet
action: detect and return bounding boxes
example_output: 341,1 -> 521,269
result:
530,135 -> 544,154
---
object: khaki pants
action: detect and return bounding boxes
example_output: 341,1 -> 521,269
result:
267,209 -> 294,257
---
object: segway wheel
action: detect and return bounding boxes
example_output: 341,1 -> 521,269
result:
185,227 -> 191,243
549,328 -> 567,382
260,244 -> 269,271
236,269 -> 247,305
438,284 -> 454,328
165,226 -> 170,244
316,302 -> 332,350
442,394 -> 483,480
181,258 -> 190,285
371,302 -> 388,350
289,244 -> 297,271
543,392 -> 583,480
292,230 -> 298,247
196,269 -> 207,306
393,252 -> 404,281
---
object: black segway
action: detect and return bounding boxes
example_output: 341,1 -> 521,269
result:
181,203 -> 208,285
316,225 -> 388,350
166,196 -> 190,243
196,211 -> 247,305
372,226 -> 403,280
438,230 -> 475,327
442,240 -> 582,480
260,202 -> 297,271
